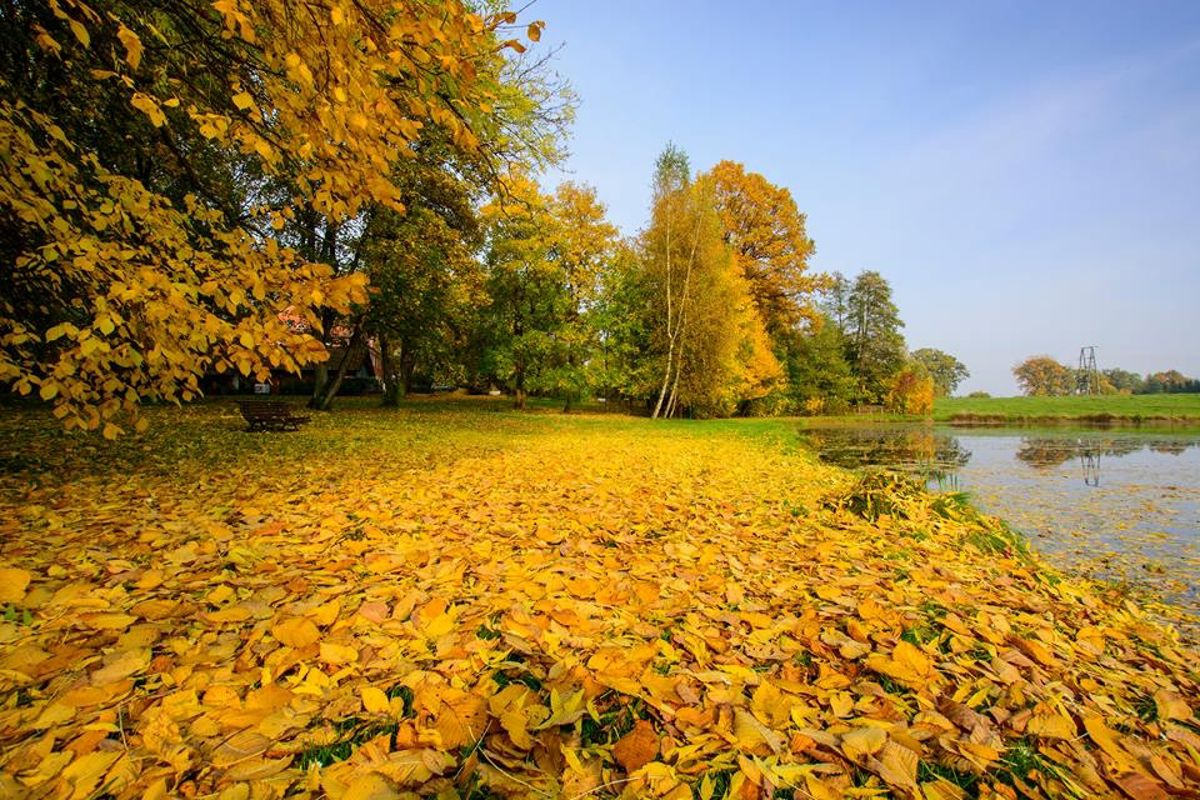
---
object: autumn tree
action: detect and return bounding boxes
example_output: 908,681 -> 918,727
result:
821,271 -> 852,330
911,348 -> 970,397
284,22 -> 574,411
589,242 -> 657,405
643,147 -> 780,418
0,0 -> 545,432
886,363 -> 935,415
1142,370 -> 1200,394
1013,356 -> 1076,396
546,182 -> 619,410
708,161 -> 817,334
844,271 -> 907,403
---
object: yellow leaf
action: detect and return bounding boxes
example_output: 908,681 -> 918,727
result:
0,568 -> 31,603
273,616 -> 320,648
732,707 -> 784,754
527,21 -> 542,42
871,740 -> 919,792
59,751 -> 119,798
117,25 -> 142,70
1082,713 -> 1136,771
309,598 -> 341,626
361,686 -> 390,714
922,777 -> 967,800
1026,711 -> 1076,739
130,93 -> 166,127
68,18 -> 90,47
232,91 -> 255,111
894,640 -> 931,676
1154,690 -> 1191,721
81,612 -> 137,629
92,648 -> 150,684
319,641 -> 359,665
341,773 -> 400,800
842,725 -> 888,761
533,688 -> 587,729
612,719 -> 659,772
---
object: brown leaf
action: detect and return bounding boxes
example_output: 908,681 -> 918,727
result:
613,719 -> 659,772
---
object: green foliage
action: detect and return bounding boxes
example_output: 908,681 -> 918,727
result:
474,178 -> 617,410
844,271 -> 907,404
781,315 -> 856,414
912,348 -> 970,397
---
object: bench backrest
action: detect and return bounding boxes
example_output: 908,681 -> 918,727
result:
238,401 -> 294,418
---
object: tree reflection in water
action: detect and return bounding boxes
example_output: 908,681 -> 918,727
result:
1015,436 -> 1198,486
801,426 -> 972,476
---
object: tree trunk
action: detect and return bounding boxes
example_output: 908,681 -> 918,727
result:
309,363 -> 328,409
399,345 -> 415,394
380,333 -> 401,407
656,209 -> 702,420
313,319 -> 364,411
514,365 -> 526,410
652,206 -> 674,419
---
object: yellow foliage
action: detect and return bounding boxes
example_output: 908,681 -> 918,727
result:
1,0 -> 546,431
886,366 -> 935,415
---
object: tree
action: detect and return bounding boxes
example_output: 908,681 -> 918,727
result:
708,161 -> 817,334
643,147 -> 780,418
0,0 -> 542,432
781,314 -> 856,415
886,364 -> 935,415
844,271 -> 906,403
646,143 -> 692,418
911,348 -> 970,397
590,242 -> 656,405
1102,368 -> 1144,394
546,182 -> 619,410
1013,356 -> 1076,396
1142,370 -> 1199,394
360,141 -> 485,406
821,271 -> 851,330
475,177 -> 617,410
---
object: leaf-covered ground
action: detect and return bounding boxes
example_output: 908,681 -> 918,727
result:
1,399 -> 1198,800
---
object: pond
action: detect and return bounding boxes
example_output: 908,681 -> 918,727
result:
801,423 -> 1200,625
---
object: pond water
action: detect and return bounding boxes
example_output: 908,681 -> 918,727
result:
801,424 -> 1200,623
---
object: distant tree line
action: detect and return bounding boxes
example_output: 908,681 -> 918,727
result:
1013,357 -> 1199,396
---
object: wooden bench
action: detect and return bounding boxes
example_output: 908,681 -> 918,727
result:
237,400 -> 311,432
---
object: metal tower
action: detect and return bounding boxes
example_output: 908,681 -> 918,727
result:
1077,346 -> 1099,395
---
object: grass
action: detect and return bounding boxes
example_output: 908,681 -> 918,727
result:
934,393 -> 1200,423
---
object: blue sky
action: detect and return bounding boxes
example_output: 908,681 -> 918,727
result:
537,1 -> 1200,395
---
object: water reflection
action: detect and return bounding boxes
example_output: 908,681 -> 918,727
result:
1081,451 -> 1101,487
803,425 -> 971,474
804,426 -> 1200,488
800,423 -> 1200,623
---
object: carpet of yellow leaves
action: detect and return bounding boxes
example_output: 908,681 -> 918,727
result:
0,401 -> 1197,799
